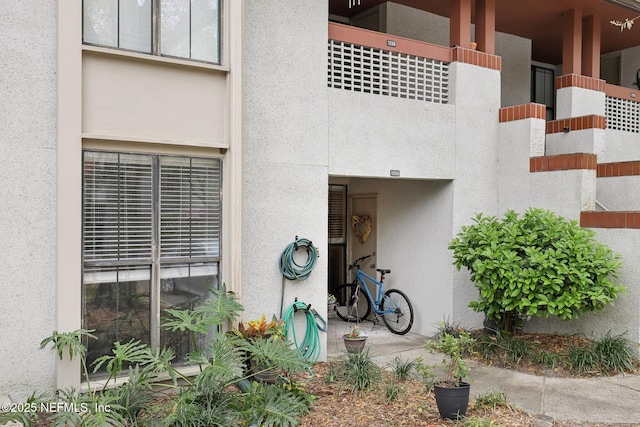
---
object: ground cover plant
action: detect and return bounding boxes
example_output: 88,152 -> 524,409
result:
449,208 -> 625,334
3,291 -> 638,427
0,287 -> 314,427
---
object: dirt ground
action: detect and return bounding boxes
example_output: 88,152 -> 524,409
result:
299,332 -> 640,427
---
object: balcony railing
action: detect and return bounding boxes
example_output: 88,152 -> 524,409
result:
328,23 -> 450,103
605,83 -> 640,133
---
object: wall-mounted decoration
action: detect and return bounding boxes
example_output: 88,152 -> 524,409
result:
351,215 -> 372,244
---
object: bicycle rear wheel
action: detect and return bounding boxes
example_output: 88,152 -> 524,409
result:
381,289 -> 414,335
334,284 -> 371,322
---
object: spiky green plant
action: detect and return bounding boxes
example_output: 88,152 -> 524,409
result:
334,348 -> 382,394
386,356 -> 417,380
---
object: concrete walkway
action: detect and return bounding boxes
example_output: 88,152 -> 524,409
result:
326,318 -> 640,426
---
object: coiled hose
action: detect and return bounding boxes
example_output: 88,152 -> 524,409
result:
279,237 -> 318,281
283,301 -> 321,363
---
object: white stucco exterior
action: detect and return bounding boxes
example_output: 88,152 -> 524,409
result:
3,0 -> 640,403
242,0 -> 330,359
545,128 -> 605,159
602,130 -> 640,163
556,86 -> 606,119
0,0 -> 58,400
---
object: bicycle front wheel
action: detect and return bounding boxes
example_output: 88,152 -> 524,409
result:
381,289 -> 414,335
334,284 -> 371,322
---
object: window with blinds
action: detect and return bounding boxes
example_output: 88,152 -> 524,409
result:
82,151 -> 222,371
328,185 -> 346,244
160,157 -> 221,259
83,152 -> 153,263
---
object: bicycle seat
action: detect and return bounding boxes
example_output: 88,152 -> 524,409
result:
376,269 -> 391,274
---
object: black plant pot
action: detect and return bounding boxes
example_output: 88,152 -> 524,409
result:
433,382 -> 470,420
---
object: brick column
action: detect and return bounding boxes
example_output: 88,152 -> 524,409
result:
450,0 -> 472,49
582,15 -> 601,78
562,8 -> 582,75
475,0 -> 496,54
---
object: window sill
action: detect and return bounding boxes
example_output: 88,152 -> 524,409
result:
82,45 -> 230,73
79,365 -> 202,393
83,133 -> 229,153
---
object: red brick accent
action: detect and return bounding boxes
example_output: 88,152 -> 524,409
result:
499,103 -> 546,122
530,153 -> 597,172
597,160 -> 640,177
451,46 -> 501,70
556,74 -> 606,92
545,115 -> 606,134
580,211 -> 640,229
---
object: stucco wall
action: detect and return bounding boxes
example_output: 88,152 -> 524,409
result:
0,1 -> 57,400
328,90 -> 455,179
242,1 -> 329,359
556,86 -> 606,119
545,129 -> 605,159
83,53 -> 227,147
597,176 -> 640,210
601,130 -> 640,163
449,62 -> 502,328
497,118 -> 546,215
348,178 -> 454,337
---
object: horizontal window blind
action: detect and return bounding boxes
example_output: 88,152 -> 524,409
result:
328,185 -> 346,243
160,156 -> 221,259
83,152 -> 153,262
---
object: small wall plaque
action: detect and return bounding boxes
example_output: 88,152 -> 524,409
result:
387,40 -> 397,48
390,170 -> 400,177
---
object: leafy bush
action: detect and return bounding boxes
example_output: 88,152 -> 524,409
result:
2,286 -> 315,427
449,208 -> 625,333
426,330 -> 475,386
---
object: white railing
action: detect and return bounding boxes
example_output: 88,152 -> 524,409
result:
328,39 -> 449,103
606,95 -> 640,133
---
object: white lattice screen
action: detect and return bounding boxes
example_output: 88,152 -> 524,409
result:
328,40 -> 449,103
606,96 -> 640,133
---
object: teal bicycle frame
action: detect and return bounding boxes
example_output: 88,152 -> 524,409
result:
335,254 -> 414,334
353,268 -> 395,315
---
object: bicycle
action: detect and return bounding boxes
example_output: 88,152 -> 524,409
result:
334,254 -> 414,335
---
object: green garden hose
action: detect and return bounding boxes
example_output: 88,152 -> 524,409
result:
283,301 -> 321,363
279,237 -> 318,281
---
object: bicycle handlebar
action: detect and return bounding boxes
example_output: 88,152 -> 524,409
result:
348,254 -> 372,270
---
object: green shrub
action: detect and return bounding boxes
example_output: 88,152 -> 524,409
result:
386,356 -> 417,380
449,208 -> 625,334
566,345 -> 596,373
15,286 -> 314,427
532,350 -> 561,369
334,348 -> 382,394
473,389 -> 509,410
591,331 -> 638,373
502,337 -> 532,363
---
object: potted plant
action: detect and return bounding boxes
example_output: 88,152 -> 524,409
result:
328,293 -> 338,319
235,314 -> 286,341
427,329 -> 475,420
342,325 -> 367,353
234,315 -> 290,383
